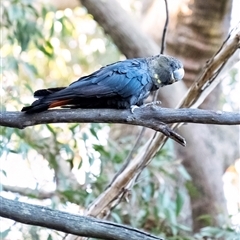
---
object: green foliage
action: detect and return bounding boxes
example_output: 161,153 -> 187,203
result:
90,139 -> 193,238
195,226 -> 240,240
1,1 -> 239,240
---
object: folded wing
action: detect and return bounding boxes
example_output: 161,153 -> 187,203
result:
21,59 -> 152,113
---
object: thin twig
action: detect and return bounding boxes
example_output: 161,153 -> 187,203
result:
153,0 -> 169,103
2,185 -> 55,199
109,127 -> 146,185
160,0 -> 169,55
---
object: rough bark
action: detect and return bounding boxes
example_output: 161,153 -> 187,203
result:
0,196 -> 162,240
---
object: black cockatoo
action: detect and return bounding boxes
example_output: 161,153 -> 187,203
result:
21,54 -> 184,113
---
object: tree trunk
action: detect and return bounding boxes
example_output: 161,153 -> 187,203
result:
165,0 -> 235,230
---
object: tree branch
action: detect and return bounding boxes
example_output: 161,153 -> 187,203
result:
1,108 -> 240,147
2,185 -> 55,199
2,108 -> 240,128
0,196 -> 162,240
160,0 -> 169,55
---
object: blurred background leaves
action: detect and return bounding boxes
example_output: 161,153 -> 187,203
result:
1,0 -> 239,240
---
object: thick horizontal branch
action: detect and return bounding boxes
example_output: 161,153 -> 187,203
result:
0,196 -> 162,240
1,107 -> 240,130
